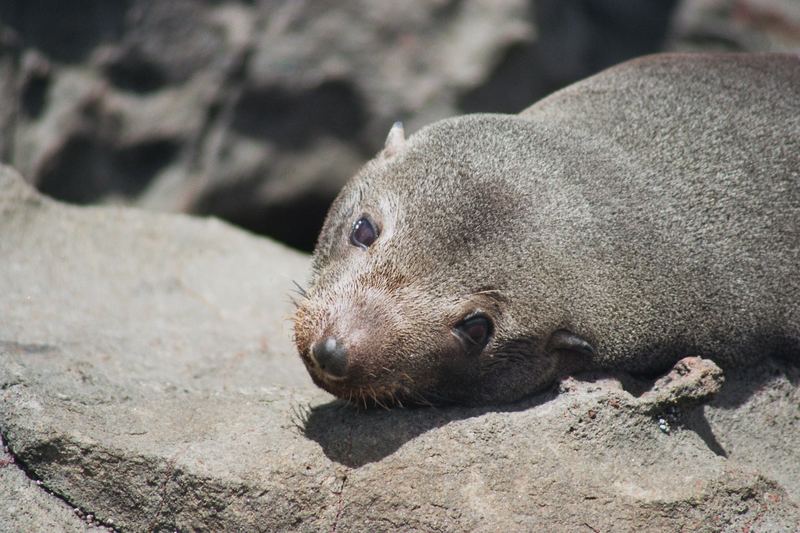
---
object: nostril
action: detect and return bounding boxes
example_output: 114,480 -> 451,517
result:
311,336 -> 349,378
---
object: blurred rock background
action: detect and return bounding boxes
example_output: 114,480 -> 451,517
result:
0,0 -> 798,251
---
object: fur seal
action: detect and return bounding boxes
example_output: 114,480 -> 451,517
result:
293,53 -> 800,406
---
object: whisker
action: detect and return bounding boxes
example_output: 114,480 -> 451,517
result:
392,388 -> 407,409
371,388 -> 390,410
408,389 -> 435,407
291,280 -> 308,297
473,288 -> 503,295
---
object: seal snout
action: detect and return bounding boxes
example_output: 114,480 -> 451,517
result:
311,336 -> 349,379
294,280 -> 432,404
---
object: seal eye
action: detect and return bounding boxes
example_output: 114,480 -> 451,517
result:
350,216 -> 378,249
454,314 -> 493,350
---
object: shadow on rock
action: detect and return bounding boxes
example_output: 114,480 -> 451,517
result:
299,356 -> 799,468
710,356 -> 800,410
684,408 -> 728,457
298,392 -> 554,468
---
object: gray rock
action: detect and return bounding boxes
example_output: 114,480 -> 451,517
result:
668,0 -> 800,52
636,356 -> 725,413
1,435 -> 109,532
1,165 -> 798,531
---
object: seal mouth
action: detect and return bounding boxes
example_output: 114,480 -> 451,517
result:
339,386 -> 413,409
317,373 -> 415,408
299,350 -> 429,408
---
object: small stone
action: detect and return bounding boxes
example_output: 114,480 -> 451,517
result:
638,356 -> 725,413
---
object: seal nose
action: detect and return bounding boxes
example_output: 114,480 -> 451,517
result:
311,336 -> 349,378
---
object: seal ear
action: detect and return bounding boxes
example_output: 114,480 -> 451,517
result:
546,329 -> 596,359
382,121 -> 406,159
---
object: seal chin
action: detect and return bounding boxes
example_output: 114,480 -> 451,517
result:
319,378 -> 412,408
300,357 -> 423,407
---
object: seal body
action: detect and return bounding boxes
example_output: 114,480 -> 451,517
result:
294,53 -> 800,406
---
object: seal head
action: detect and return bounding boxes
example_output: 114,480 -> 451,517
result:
293,118 -> 592,406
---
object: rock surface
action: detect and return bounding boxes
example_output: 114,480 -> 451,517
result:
668,0 -> 800,52
0,435 -> 108,531
1,165 -> 799,531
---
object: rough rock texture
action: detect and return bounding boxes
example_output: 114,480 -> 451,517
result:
1,166 -> 799,531
669,0 -> 800,52
0,435 -> 109,531
0,0 -> 686,252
